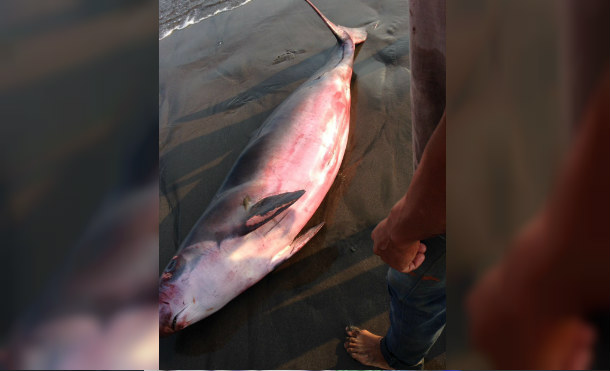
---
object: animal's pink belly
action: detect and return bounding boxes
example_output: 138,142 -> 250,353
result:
258,77 -> 351,240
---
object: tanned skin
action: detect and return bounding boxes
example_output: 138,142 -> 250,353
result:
345,112 -> 447,369
468,68 -> 609,369
372,111 -> 446,273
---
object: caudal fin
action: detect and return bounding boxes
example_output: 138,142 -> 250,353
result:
303,0 -> 367,44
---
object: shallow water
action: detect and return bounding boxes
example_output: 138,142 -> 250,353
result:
159,0 -> 252,39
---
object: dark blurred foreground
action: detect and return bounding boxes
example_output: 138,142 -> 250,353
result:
0,0 -> 158,368
447,0 -> 609,369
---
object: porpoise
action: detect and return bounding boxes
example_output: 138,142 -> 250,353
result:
159,0 -> 367,336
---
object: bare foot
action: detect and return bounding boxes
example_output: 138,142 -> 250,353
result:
344,326 -> 392,369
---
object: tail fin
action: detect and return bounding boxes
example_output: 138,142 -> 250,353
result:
303,0 -> 367,44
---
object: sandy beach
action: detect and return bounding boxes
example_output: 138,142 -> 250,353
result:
159,0 -> 441,368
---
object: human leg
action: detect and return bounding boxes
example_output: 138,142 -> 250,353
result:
380,234 -> 446,369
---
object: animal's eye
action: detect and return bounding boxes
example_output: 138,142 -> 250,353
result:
163,255 -> 185,280
166,257 -> 178,272
165,255 -> 184,274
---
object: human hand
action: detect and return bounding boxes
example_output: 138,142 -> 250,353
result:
467,260 -> 596,369
371,218 -> 427,273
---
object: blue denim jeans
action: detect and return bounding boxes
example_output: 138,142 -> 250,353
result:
380,234 -> 446,369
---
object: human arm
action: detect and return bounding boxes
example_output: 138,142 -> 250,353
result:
467,68 -> 609,369
371,111 -> 446,272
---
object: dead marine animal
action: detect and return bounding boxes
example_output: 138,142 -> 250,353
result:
159,0 -> 367,336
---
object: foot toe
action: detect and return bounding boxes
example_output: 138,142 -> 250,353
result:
346,325 -> 361,335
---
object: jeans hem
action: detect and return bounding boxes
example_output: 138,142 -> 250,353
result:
380,336 -> 424,370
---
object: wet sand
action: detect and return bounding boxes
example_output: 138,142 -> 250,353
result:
159,0 -> 441,368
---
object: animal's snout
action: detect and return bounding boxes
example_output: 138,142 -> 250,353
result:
159,300 -> 174,337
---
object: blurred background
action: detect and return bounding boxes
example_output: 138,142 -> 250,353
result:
0,0 -> 159,368
447,0 -> 608,369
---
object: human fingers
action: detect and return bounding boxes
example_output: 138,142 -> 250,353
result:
418,242 -> 427,253
373,235 -> 392,255
373,217 -> 392,240
411,250 -> 426,271
401,251 -> 425,273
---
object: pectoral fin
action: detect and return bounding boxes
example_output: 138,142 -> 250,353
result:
270,222 -> 325,268
290,222 -> 324,252
241,190 -> 305,234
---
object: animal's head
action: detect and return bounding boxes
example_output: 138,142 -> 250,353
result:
158,242 -> 216,336
158,189 -> 306,336
158,234 -> 261,336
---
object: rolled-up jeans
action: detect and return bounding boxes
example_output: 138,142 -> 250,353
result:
380,234 -> 446,369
